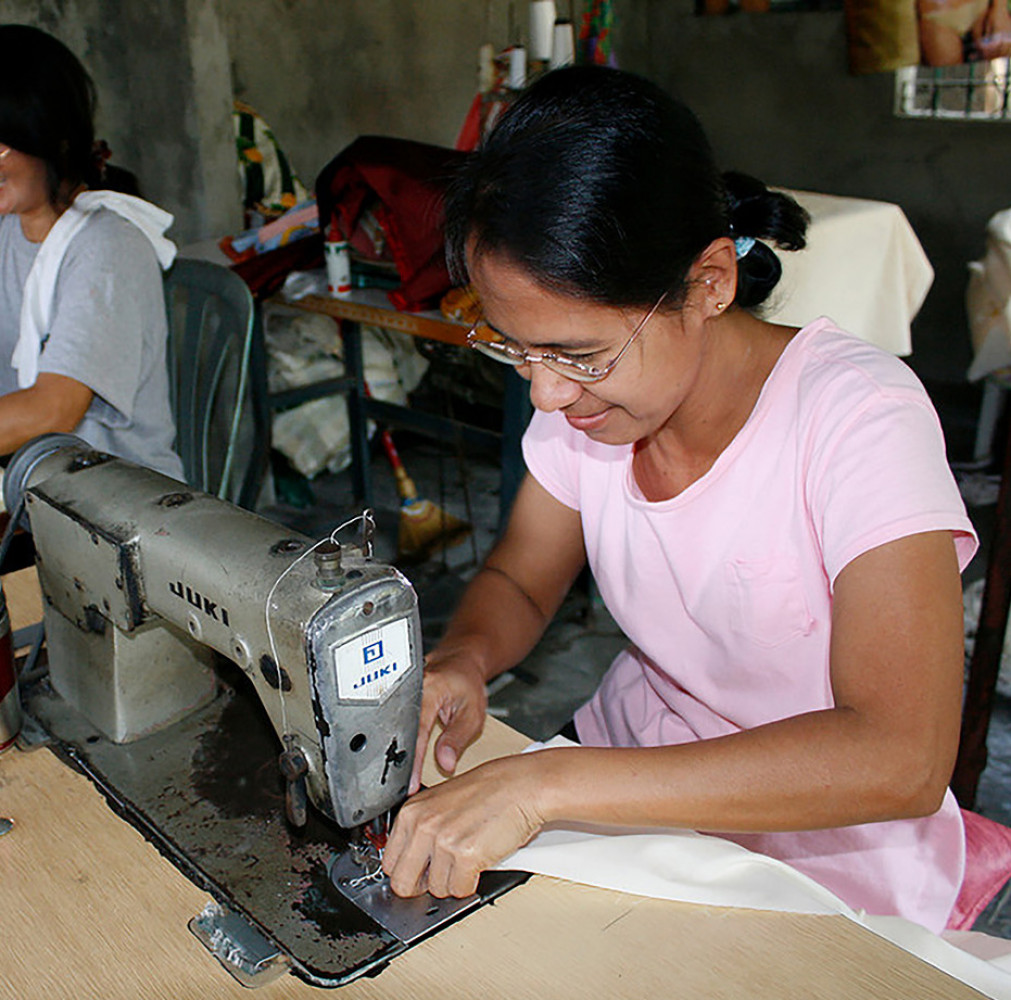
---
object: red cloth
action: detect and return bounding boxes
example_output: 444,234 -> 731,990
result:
456,93 -> 485,152
315,136 -> 465,312
947,808 -> 1011,930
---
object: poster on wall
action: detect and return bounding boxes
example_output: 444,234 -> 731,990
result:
917,0 -> 1011,65
844,0 -> 1011,72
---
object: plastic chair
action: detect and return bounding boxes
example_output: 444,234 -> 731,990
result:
163,258 -> 269,509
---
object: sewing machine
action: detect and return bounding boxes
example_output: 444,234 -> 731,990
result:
4,435 -> 524,988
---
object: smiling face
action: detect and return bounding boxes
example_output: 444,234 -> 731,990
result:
0,144 -> 58,240
470,251 -> 711,447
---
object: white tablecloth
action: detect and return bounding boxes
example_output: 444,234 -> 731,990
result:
966,208 -> 1011,382
764,190 -> 935,357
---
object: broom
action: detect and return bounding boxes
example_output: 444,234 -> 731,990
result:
379,428 -> 472,562
364,382 -> 472,562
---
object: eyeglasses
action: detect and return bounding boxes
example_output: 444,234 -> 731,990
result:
466,291 -> 668,384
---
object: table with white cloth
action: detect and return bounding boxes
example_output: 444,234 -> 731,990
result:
766,190 -> 935,356
3,560 -> 1006,1000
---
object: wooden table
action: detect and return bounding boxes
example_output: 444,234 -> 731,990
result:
0,567 -> 987,1000
278,288 -> 530,534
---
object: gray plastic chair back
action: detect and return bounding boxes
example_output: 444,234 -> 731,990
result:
163,258 -> 268,508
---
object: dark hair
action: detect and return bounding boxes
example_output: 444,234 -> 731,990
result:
445,66 -> 808,311
0,24 -> 98,206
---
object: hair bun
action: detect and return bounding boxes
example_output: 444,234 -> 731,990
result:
723,171 -> 809,251
723,172 -> 809,309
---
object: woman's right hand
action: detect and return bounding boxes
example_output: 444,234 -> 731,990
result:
410,643 -> 489,794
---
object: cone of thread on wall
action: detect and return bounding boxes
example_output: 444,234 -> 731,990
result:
529,0 -> 557,61
478,41 -> 495,93
550,18 -> 575,69
508,45 -> 527,89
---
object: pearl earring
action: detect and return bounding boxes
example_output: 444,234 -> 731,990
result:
715,301 -> 725,311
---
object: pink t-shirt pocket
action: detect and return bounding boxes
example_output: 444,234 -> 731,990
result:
726,557 -> 816,648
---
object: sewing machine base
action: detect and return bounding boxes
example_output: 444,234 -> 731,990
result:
19,658 -> 527,988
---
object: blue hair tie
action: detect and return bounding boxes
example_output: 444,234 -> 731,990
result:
735,236 -> 756,259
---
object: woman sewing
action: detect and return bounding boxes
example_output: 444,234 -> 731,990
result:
382,66 -> 977,934
0,24 -> 182,478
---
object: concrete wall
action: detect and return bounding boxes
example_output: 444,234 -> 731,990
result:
217,0 -> 515,189
617,2 -> 1011,381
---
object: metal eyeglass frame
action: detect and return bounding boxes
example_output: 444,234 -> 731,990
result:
465,291 -> 669,384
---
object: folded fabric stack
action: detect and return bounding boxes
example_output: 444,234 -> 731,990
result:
219,198 -> 319,264
265,308 -> 428,480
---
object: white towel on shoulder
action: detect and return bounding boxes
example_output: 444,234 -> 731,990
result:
14,190 -> 177,388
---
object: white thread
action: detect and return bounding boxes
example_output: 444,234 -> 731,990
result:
347,847 -> 386,888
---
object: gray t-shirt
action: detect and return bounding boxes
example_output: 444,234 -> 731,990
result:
0,210 -> 184,479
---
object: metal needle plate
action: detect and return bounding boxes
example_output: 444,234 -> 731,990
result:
327,849 -> 479,944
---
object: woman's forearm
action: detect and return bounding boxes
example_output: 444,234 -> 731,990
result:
530,706 -> 953,834
387,700 -> 955,899
431,559 -> 564,682
427,474 -> 588,682
0,374 -> 92,455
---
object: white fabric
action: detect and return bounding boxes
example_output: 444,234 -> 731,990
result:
264,299 -> 429,479
15,191 -> 176,388
765,190 -> 934,357
501,737 -> 1011,1000
967,208 -> 1011,382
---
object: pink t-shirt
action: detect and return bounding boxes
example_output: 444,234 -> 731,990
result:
522,318 -> 978,932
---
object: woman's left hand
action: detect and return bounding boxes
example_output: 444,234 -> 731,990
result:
382,754 -> 547,898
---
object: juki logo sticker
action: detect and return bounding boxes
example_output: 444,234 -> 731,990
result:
334,619 -> 411,700
355,639 -> 396,690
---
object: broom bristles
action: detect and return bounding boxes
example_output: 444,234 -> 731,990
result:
397,496 -> 472,562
